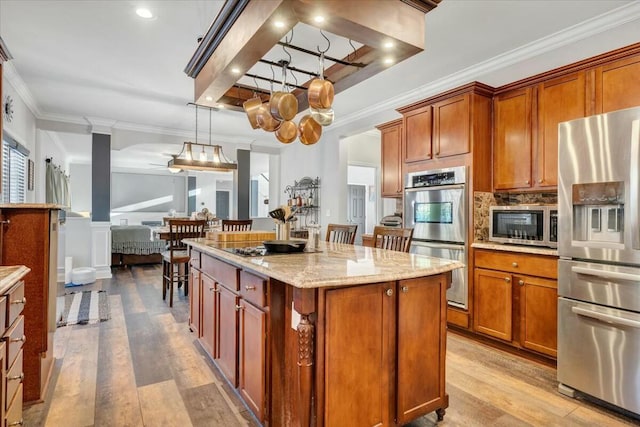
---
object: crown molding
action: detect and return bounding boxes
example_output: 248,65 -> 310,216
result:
3,62 -> 42,117
332,1 -> 640,132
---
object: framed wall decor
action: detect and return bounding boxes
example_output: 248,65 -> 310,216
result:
27,159 -> 34,191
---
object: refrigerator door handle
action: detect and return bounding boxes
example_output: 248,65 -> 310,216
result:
571,306 -> 640,329
632,120 -> 640,250
572,266 -> 640,282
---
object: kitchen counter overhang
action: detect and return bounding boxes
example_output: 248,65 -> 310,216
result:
183,237 -> 463,289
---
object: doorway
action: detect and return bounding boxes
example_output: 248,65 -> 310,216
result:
216,190 -> 230,220
347,184 -> 366,245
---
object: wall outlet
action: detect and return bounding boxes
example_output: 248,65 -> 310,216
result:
326,209 -> 331,217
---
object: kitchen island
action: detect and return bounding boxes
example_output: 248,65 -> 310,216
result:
184,238 -> 463,426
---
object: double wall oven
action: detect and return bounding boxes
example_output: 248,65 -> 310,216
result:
558,107 -> 640,417
405,166 -> 467,309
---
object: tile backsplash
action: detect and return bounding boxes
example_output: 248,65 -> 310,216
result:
473,191 -> 557,242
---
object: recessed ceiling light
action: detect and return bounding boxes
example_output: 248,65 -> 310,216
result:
313,15 -> 325,23
383,41 -> 394,49
384,57 -> 394,65
135,8 -> 153,19
274,20 -> 285,28
231,67 -> 241,74
205,96 -> 213,102
217,104 -> 225,109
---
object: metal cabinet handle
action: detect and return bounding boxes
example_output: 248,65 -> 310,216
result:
10,335 -> 26,343
504,277 -> 511,283
512,262 -> 518,267
235,304 -> 244,311
385,288 -> 393,297
525,180 -> 530,184
401,286 -> 409,293
7,373 -> 23,382
209,287 -> 215,292
518,280 -> 524,286
11,297 -> 26,305
245,285 -> 256,291
8,419 -> 23,426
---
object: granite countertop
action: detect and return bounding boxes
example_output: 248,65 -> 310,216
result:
0,203 -> 63,209
472,241 -> 558,257
184,238 -> 463,289
0,266 -> 31,294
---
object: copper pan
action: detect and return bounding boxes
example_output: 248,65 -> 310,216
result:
270,91 -> 298,121
309,106 -> 334,126
243,96 -> 263,129
275,120 -> 297,144
298,115 -> 322,145
307,52 -> 334,109
256,102 -> 282,132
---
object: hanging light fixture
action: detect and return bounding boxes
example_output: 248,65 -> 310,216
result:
168,103 -> 237,173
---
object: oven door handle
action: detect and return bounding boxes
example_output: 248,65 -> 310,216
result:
571,306 -> 640,329
404,184 -> 465,193
572,266 -> 640,283
411,241 -> 465,251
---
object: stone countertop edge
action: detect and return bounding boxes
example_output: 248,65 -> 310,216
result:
184,238 -> 463,289
0,203 -> 64,209
472,241 -> 558,257
0,266 -> 31,294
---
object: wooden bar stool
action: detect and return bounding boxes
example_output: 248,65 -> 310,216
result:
221,219 -> 253,231
325,224 -> 358,244
372,226 -> 414,253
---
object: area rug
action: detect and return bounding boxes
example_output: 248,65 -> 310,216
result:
57,290 -> 110,327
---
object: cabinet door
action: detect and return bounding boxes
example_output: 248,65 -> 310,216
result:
518,276 -> 557,357
433,94 -> 470,158
217,284 -> 239,387
381,124 -> 402,197
324,282 -> 392,426
493,88 -> 533,191
595,54 -> 640,114
473,268 -> 513,341
536,72 -> 587,189
200,274 -> 217,357
189,268 -> 201,337
238,301 -> 266,422
396,276 -> 445,424
403,105 -> 432,163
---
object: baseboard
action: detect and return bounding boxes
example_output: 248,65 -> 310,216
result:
94,266 -> 112,279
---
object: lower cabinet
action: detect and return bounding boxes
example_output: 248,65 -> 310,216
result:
188,267 -> 201,336
200,273 -> 216,357
217,284 -> 239,386
473,249 -> 558,358
238,300 -> 266,421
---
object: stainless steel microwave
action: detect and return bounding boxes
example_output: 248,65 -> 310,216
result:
489,205 -> 557,248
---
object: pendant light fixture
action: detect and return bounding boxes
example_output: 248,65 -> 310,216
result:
167,103 -> 237,173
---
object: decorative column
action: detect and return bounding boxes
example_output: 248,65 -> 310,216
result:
293,287 -> 316,427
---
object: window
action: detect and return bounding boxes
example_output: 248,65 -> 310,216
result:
2,135 -> 28,203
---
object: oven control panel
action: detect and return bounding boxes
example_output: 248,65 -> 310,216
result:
406,166 -> 466,188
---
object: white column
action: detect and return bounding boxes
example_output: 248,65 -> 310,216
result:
91,221 -> 112,279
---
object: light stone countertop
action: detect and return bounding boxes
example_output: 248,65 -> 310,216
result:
184,238 -> 463,289
472,241 -> 558,257
0,266 -> 31,294
0,203 -> 63,209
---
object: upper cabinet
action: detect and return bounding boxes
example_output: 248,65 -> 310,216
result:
433,94 -> 471,158
377,119 -> 403,198
403,105 -> 432,163
595,54 -> 640,114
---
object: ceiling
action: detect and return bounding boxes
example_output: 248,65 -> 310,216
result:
1,0 -> 639,169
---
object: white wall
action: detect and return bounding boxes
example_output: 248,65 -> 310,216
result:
69,163 -> 92,213
348,165 -> 377,234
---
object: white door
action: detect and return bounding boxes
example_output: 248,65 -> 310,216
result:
347,185 -> 366,245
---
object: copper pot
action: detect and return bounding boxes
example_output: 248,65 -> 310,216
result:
308,79 -> 334,109
275,120 -> 297,144
243,96 -> 263,129
270,91 -> 298,121
309,106 -> 334,126
256,102 -> 282,132
298,115 -> 322,145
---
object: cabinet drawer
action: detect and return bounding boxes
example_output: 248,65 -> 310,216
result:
3,316 -> 25,370
475,250 -> 557,279
202,255 -> 238,291
6,281 -> 25,327
190,249 -> 201,269
5,383 -> 22,427
240,271 -> 267,308
5,349 -> 23,411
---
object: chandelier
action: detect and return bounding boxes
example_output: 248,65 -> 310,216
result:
167,103 -> 237,173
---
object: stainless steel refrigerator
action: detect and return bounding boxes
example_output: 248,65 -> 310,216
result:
557,106 -> 640,417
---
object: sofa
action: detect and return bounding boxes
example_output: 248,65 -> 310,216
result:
111,225 -> 166,266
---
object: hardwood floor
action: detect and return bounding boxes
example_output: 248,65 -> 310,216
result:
24,264 -> 638,426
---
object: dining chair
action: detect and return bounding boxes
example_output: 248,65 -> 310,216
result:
372,226 -> 414,253
221,219 -> 253,231
162,219 -> 206,307
325,223 -> 358,244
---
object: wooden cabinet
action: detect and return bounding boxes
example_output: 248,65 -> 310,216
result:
323,275 -> 448,425
403,105 -> 432,162
433,94 -> 471,158
377,119 -> 403,197
595,54 -> 640,113
473,249 -> 557,358
238,299 -> 266,421
217,284 -> 239,386
200,273 -> 216,357
188,267 -> 201,336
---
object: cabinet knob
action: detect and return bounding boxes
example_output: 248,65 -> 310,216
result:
504,277 -> 511,283
235,304 -> 244,311
385,288 -> 393,297
518,280 -> 524,286
401,286 -> 409,293
244,285 -> 256,291
538,179 -> 543,184
512,262 -> 518,267
209,287 -> 215,292
11,297 -> 26,305
525,180 -> 530,184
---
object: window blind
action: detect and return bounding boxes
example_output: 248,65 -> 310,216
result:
2,139 -> 27,203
